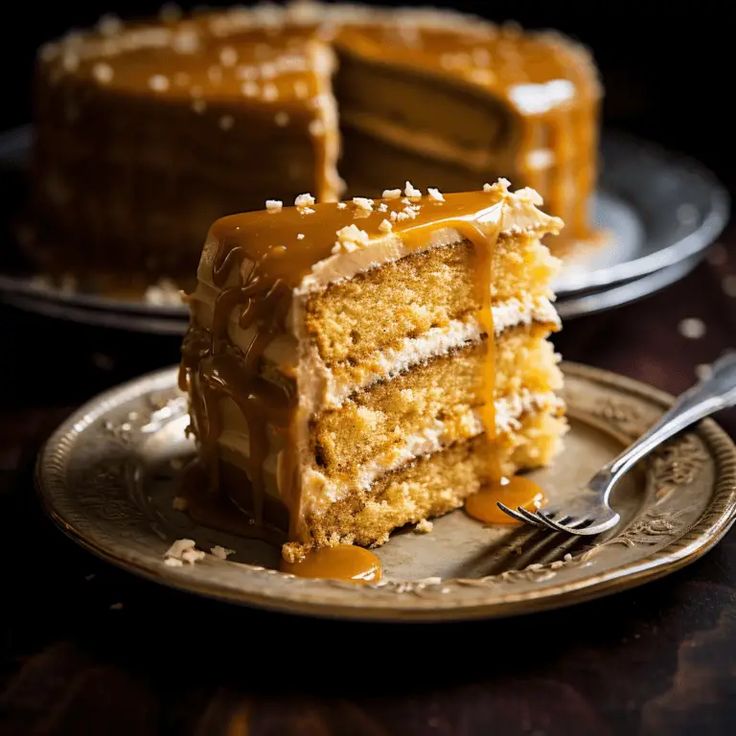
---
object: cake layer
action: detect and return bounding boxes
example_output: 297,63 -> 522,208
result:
304,234 -> 558,369
284,402 -> 566,559
311,326 -> 561,484
334,47 -> 515,166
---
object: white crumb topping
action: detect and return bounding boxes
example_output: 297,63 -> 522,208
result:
336,202 -> 347,209
427,187 -> 445,202
297,233 -> 305,240
219,45 -> 238,67
164,538 -> 205,565
301,207 -> 315,215
262,83 -> 278,101
275,111 -> 290,127
172,496 -> 188,511
295,193 -> 315,207
483,182 -> 493,192
332,224 -> 370,254
148,74 -> 170,92
404,181 -> 422,199
92,62 -> 114,84
218,115 -> 234,130
414,519 -> 434,534
309,119 -> 325,136
211,545 -> 235,560
172,29 -> 199,54
379,219 -> 393,233
266,199 -> 283,212
352,197 -> 374,212
377,202 -> 388,212
382,188 -> 401,200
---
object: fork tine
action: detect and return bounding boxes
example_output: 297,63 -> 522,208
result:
516,506 -> 558,531
534,511 -> 585,534
496,502 -> 544,526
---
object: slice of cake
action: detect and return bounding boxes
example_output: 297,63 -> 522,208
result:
180,180 -> 565,563
31,3 -> 599,286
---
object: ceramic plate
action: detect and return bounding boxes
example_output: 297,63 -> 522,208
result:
36,363 -> 736,622
0,127 -> 729,330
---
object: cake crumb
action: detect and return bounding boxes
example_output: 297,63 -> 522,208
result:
182,548 -> 206,564
295,193 -> 315,208
427,187 -> 445,202
483,182 -> 493,192
352,197 -> 374,212
301,207 -> 315,215
266,199 -> 283,212
148,74 -> 170,92
211,545 -> 235,560
172,496 -> 188,511
241,81 -> 258,97
164,538 -> 205,565
678,317 -> 706,339
404,180 -> 422,199
337,201 -> 347,209
297,233 -> 305,240
382,188 -> 401,200
379,219 -> 393,234
414,519 -> 434,534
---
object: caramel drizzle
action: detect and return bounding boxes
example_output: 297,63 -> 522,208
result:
181,240 -> 294,530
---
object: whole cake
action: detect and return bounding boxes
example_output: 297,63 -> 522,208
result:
179,181 -> 565,562
33,2 -> 599,286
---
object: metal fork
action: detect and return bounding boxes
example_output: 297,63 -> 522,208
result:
499,352 -> 736,535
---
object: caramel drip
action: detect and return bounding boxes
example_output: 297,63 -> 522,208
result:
281,544 -> 382,583
181,240 -> 295,529
465,475 -> 546,524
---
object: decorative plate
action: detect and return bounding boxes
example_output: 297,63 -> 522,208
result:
1,126 -> 729,330
36,363 -> 736,622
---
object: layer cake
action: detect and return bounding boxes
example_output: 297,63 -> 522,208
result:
32,3 -> 599,285
179,181 -> 566,561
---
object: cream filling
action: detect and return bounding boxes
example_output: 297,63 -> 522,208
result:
301,293 -> 559,411
217,389 -> 562,512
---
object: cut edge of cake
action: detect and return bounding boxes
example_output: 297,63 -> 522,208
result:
180,180 -> 566,562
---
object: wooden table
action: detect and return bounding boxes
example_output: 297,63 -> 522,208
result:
1,237 -> 735,735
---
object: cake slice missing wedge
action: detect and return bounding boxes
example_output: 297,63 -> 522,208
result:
180,180 -> 565,562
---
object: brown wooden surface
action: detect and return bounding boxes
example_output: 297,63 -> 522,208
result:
1,235 -> 735,735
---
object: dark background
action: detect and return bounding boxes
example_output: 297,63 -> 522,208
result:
3,3 -> 736,735
3,0 -> 736,191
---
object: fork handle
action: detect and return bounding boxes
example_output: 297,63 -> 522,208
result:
589,352 -> 736,499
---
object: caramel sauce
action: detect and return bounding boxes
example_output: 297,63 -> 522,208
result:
465,475 -> 546,525
281,544 -> 382,583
